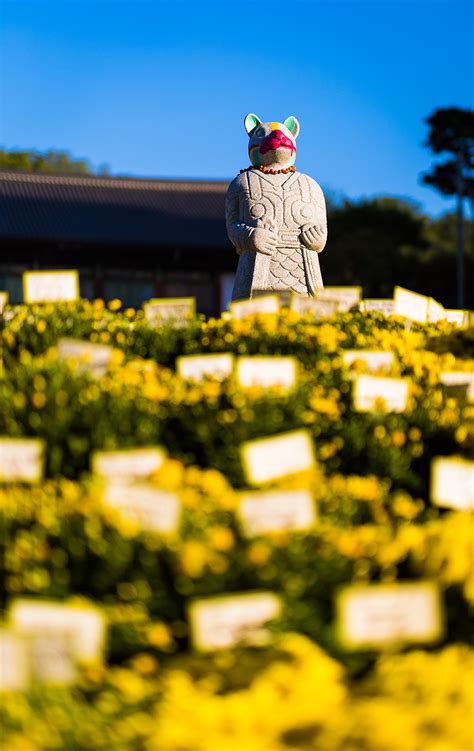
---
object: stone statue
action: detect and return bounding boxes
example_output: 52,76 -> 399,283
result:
226,114 -> 328,301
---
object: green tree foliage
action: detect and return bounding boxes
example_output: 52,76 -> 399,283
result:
0,147 -> 106,175
323,197 -> 474,308
422,107 -> 474,204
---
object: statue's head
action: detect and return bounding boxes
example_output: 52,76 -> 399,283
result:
244,114 -> 300,169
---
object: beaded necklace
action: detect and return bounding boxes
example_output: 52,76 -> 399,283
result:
239,165 -> 296,175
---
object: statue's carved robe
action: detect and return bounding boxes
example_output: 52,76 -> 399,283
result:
226,170 -> 327,300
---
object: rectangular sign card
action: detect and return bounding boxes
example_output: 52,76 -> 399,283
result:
430,455 -> 474,511
10,599 -> 107,662
253,289 -> 291,307
176,353 -> 234,382
91,446 -> 166,481
290,294 -> 338,318
393,286 -> 429,323
427,297 -> 446,323
336,581 -> 443,650
0,437 -> 44,483
0,291 -> 8,313
317,286 -> 362,312
445,309 -> 472,328
103,481 -> 181,534
229,294 -> 280,320
23,270 -> 79,304
353,375 -> 409,413
143,298 -> 196,327
236,356 -> 297,390
362,299 -> 394,316
188,591 -> 282,651
57,338 -> 114,376
241,429 -> 316,486
0,629 -> 30,692
238,489 -> 316,536
440,371 -> 474,402
342,350 -> 395,373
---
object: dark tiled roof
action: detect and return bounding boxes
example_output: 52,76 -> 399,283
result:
0,171 -> 231,248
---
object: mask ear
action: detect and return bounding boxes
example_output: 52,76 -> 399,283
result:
284,116 -> 300,139
244,113 -> 262,135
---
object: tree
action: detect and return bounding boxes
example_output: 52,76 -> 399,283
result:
422,107 -> 474,308
0,147 -> 108,176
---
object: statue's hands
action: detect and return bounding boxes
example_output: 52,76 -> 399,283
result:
300,223 -> 327,251
252,223 -> 278,256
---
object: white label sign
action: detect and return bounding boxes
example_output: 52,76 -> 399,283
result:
29,630 -> 77,685
103,481 -> 181,533
362,299 -> 394,316
440,371 -> 474,401
445,309 -> 471,328
430,456 -> 474,511
253,289 -> 291,307
238,489 -> 316,536
393,286 -> 429,323
229,295 -> 280,320
317,286 -> 362,311
23,270 -> 79,304
57,338 -> 114,376
144,298 -> 195,327
177,353 -> 234,382
0,437 -> 44,483
353,375 -> 409,412
0,629 -> 30,691
427,297 -> 446,323
343,350 -> 395,373
0,291 -> 8,313
10,599 -> 106,662
189,592 -> 281,651
290,295 -> 338,317
336,582 -> 443,649
236,356 -> 297,390
241,430 -> 316,486
91,447 -> 166,481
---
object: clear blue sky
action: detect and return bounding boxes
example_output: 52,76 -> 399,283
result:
1,0 -> 472,215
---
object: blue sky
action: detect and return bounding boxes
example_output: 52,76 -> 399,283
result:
1,0 -> 472,215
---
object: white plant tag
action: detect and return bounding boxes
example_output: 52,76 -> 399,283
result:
238,489 -> 316,535
440,371 -> 474,401
0,629 -> 30,691
103,481 -> 181,533
229,295 -> 280,319
236,356 -> 297,390
290,295 -> 338,317
189,592 -> 282,651
317,286 -> 362,311
343,350 -> 395,373
177,353 -> 234,382
91,447 -> 166,481
336,582 -> 443,649
393,286 -> 429,323
0,437 -> 44,483
23,270 -> 79,304
10,599 -> 106,662
362,299 -> 394,316
29,630 -> 77,685
427,297 -> 446,322
353,375 -> 409,412
430,456 -> 474,510
241,429 -> 316,486
445,309 -> 471,328
143,298 -> 195,327
57,338 -> 114,376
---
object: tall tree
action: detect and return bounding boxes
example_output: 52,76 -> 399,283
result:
0,147 -> 108,176
422,107 -> 474,308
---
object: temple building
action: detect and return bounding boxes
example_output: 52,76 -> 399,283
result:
0,170 -> 237,314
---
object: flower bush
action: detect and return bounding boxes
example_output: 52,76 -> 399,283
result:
0,299 -> 473,750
